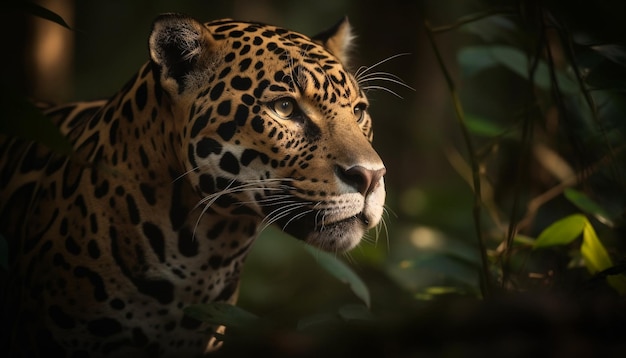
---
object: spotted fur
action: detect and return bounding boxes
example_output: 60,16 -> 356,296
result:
0,14 -> 385,357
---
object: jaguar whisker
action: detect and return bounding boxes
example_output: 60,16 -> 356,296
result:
354,52 -> 411,81
282,207 -> 315,231
257,203 -> 312,235
361,85 -> 404,98
357,74 -> 415,91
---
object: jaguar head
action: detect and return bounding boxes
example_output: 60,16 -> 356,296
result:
149,14 -> 385,252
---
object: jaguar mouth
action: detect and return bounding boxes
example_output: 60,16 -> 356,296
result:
317,214 -> 361,228
292,214 -> 367,252
275,209 -> 367,252
306,214 -> 366,251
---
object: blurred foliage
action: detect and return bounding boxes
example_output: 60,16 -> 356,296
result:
7,0 -> 72,29
3,0 -> 626,355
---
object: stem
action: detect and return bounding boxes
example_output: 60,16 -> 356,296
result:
517,144 -> 625,232
424,21 -> 491,298
556,17 -> 625,188
429,8 -> 516,34
501,12 -> 544,290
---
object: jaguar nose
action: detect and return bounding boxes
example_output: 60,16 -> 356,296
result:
337,165 -> 386,197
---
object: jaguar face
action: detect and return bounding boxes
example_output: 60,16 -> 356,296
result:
149,15 -> 386,251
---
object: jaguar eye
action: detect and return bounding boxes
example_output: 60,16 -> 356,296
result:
354,103 -> 367,123
272,98 -> 297,118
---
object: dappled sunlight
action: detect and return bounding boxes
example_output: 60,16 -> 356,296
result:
30,0 -> 74,101
409,225 -> 446,251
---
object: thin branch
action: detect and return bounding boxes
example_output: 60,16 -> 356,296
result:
501,8 -> 544,290
517,144 -> 626,232
429,8 -> 516,34
553,16 -> 625,189
424,21 -> 492,298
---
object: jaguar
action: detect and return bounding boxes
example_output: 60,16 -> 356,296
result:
0,13 -> 386,357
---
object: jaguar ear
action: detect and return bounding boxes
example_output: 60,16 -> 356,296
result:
149,13 -> 215,94
312,17 -> 355,66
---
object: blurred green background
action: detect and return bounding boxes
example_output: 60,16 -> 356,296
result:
4,0 -> 626,355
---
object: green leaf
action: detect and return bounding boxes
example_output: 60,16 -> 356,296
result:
465,114 -> 505,137
183,303 -> 259,329
590,44 -> 626,66
297,312 -> 339,331
533,214 -> 586,248
415,286 -> 468,300
9,1 -> 72,30
458,45 -> 578,94
460,13 -> 517,42
580,221 -> 626,294
490,46 -> 578,94
564,188 -> 614,226
535,215 -> 626,294
337,304 -> 375,322
304,245 -> 371,308
297,304 -> 374,331
408,254 -> 480,289
457,46 -> 499,77
580,222 -> 613,274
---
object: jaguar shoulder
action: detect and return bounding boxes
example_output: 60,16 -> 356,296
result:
0,13 -> 385,357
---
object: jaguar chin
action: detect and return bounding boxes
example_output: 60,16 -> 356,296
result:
268,179 -> 386,252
